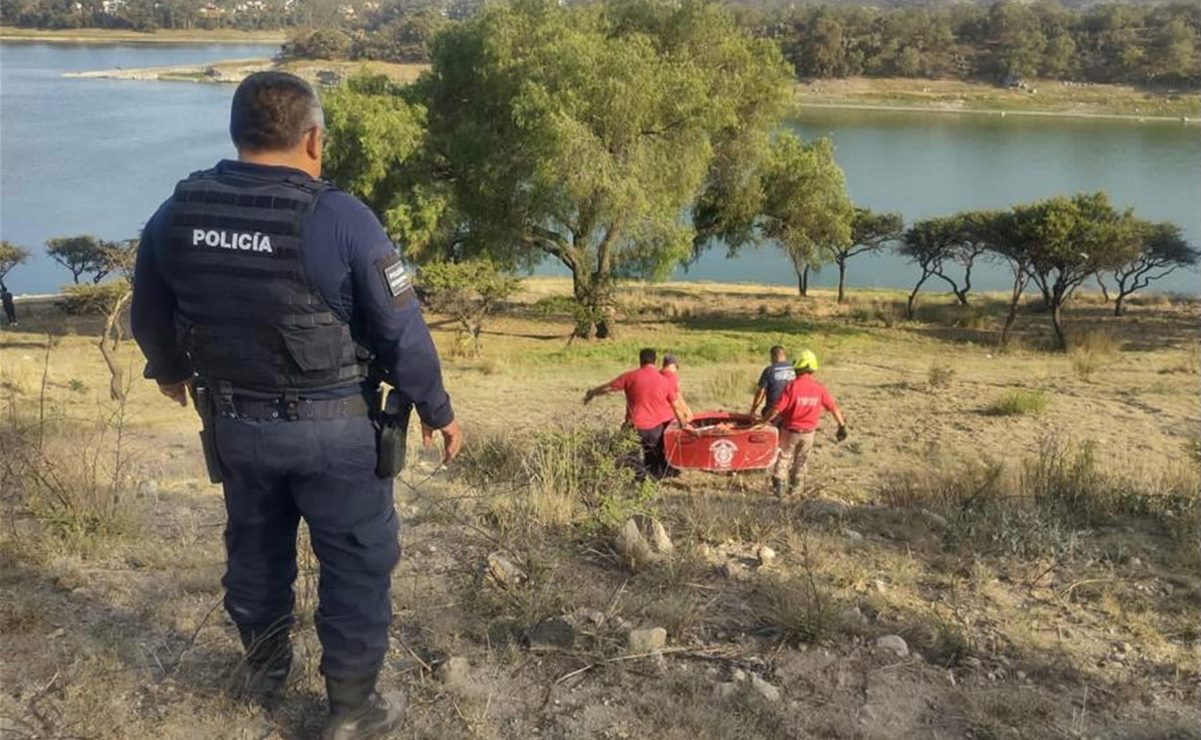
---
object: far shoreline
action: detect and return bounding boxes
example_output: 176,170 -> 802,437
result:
800,102 -> 1198,126
0,26 -> 285,45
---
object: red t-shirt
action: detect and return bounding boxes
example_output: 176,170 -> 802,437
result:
610,365 -> 678,430
661,369 -> 680,395
770,374 -> 839,432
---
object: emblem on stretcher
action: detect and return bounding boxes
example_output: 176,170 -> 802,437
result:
664,412 -> 779,473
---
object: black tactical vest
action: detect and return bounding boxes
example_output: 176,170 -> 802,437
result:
161,167 -> 368,394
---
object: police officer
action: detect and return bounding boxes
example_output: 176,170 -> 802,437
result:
131,71 -> 461,739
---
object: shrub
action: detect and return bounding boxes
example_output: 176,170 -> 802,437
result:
752,570 -> 842,645
457,424 -> 642,533
0,403 -> 138,545
531,295 -> 578,318
877,435 -> 1198,560
1069,349 -> 1104,380
418,260 -> 518,357
56,282 -> 129,315
926,362 -> 956,389
986,389 -> 1048,416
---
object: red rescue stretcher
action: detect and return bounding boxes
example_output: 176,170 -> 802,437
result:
663,412 -> 779,473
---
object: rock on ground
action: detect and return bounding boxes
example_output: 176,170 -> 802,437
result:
751,675 -> 781,701
616,519 -> 658,569
876,634 -> 909,658
756,545 -> 777,566
484,551 -> 526,588
627,627 -> 667,654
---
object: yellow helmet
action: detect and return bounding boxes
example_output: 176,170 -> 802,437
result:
794,349 -> 819,372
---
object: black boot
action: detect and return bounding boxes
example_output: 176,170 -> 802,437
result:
771,478 -> 784,498
235,627 -> 292,710
322,674 -> 406,740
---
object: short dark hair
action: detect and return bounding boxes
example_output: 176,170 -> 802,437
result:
770,345 -> 786,361
639,348 -> 657,366
229,72 -> 323,152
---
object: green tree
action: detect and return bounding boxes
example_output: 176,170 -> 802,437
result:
938,210 -> 1001,307
899,217 -> 960,318
284,27 -> 353,59
46,235 -> 113,284
0,240 -> 31,290
1023,192 -> 1141,349
417,259 -> 519,356
831,208 -> 903,304
798,11 -> 847,78
1146,17 -> 1196,83
1104,222 -> 1198,316
322,73 -> 431,236
758,135 -> 854,298
988,0 -> 1047,79
984,208 -> 1036,345
328,0 -> 792,339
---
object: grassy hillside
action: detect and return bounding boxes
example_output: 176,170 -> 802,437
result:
1,279 -> 1198,737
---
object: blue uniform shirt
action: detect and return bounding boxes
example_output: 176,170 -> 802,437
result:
131,160 -> 454,429
757,361 -> 796,412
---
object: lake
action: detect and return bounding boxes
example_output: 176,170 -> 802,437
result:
2,42 -> 1199,296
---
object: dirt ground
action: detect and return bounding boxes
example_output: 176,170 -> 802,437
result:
1,279 -> 1198,739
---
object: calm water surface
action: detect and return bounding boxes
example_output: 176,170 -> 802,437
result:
2,43 -> 1198,295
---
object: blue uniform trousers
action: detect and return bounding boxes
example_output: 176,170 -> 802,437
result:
214,413 -> 400,680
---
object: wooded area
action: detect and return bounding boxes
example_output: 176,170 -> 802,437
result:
5,0 -> 1198,86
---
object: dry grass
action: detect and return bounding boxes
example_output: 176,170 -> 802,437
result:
1,278 -> 1198,738
987,389 -> 1049,416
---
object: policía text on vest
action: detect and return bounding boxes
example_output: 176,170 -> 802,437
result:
192,229 -> 274,254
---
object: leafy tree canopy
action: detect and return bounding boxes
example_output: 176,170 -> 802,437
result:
325,0 -> 794,338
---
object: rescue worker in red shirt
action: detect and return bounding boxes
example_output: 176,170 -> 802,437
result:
584,348 -> 692,479
759,350 -> 847,498
660,353 -> 692,421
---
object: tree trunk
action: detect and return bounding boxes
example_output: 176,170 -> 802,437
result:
837,259 -> 847,304
792,264 -> 811,296
907,273 -> 929,319
570,269 -> 615,339
1000,273 -> 1025,346
100,289 -> 132,401
1114,293 -> 1127,317
1049,301 -> 1067,351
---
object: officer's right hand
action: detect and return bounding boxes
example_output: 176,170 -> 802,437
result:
836,425 -> 848,442
422,419 -> 462,464
158,379 -> 191,407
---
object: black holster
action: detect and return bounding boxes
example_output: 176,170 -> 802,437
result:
375,389 -> 412,479
189,382 -> 223,484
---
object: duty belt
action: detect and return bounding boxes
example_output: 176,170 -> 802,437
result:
222,394 -> 371,421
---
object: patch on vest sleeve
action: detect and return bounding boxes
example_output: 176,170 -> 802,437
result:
377,255 -> 415,308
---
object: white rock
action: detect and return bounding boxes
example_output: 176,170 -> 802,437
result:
731,669 -> 748,683
751,675 -> 781,701
756,546 -> 777,566
485,552 -> 526,588
616,519 -> 658,569
627,627 -> 667,654
648,518 -> 674,554
875,634 -> 909,658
